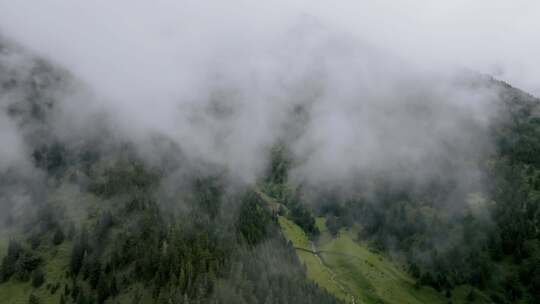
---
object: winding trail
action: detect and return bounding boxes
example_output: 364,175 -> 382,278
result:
295,242 -> 356,304
253,188 -> 357,303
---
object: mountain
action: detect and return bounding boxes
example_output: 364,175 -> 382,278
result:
1,37 -> 540,304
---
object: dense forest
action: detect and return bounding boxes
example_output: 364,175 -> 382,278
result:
298,83 -> 540,302
1,32 -> 540,304
0,45 -> 341,304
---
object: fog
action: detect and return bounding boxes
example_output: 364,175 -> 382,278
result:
304,0 -> 540,95
0,1 -> 538,186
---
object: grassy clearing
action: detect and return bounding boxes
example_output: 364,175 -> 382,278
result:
298,250 -> 350,301
319,228 -> 438,304
280,216 -> 491,304
0,183 -> 94,304
0,242 -> 70,304
278,216 -> 311,250
254,187 -> 283,214
278,216 -> 349,301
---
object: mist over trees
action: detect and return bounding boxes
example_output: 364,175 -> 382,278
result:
1,2 -> 540,303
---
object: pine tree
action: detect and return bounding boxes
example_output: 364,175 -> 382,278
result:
466,289 -> 475,302
110,275 -> 118,297
77,291 -> 88,304
97,277 -> 110,304
28,294 -> 40,304
32,268 -> 45,288
53,228 -> 65,245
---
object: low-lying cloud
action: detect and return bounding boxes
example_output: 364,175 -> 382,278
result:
0,1 -> 537,188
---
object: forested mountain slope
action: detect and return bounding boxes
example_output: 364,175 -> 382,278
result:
0,41 -> 341,304
259,79 -> 540,303
1,36 -> 540,304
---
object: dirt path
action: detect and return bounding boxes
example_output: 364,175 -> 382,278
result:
254,189 -> 356,303
296,242 -> 356,304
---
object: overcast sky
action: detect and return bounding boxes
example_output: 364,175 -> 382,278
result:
0,0 -> 538,95
304,0 -> 540,95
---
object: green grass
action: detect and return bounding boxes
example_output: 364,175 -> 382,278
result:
0,237 -> 149,304
0,181 -> 148,304
278,216 -> 311,250
254,187 -> 283,214
319,228 -> 439,304
0,183 -> 99,304
280,217 -> 491,304
0,184 -> 494,304
0,241 -> 71,304
278,216 -> 350,301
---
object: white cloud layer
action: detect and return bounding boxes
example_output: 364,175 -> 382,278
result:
0,1 -> 537,184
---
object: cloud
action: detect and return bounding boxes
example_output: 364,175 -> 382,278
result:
0,110 -> 26,171
0,45 -> 33,172
300,0 -> 540,95
0,0 -> 535,187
